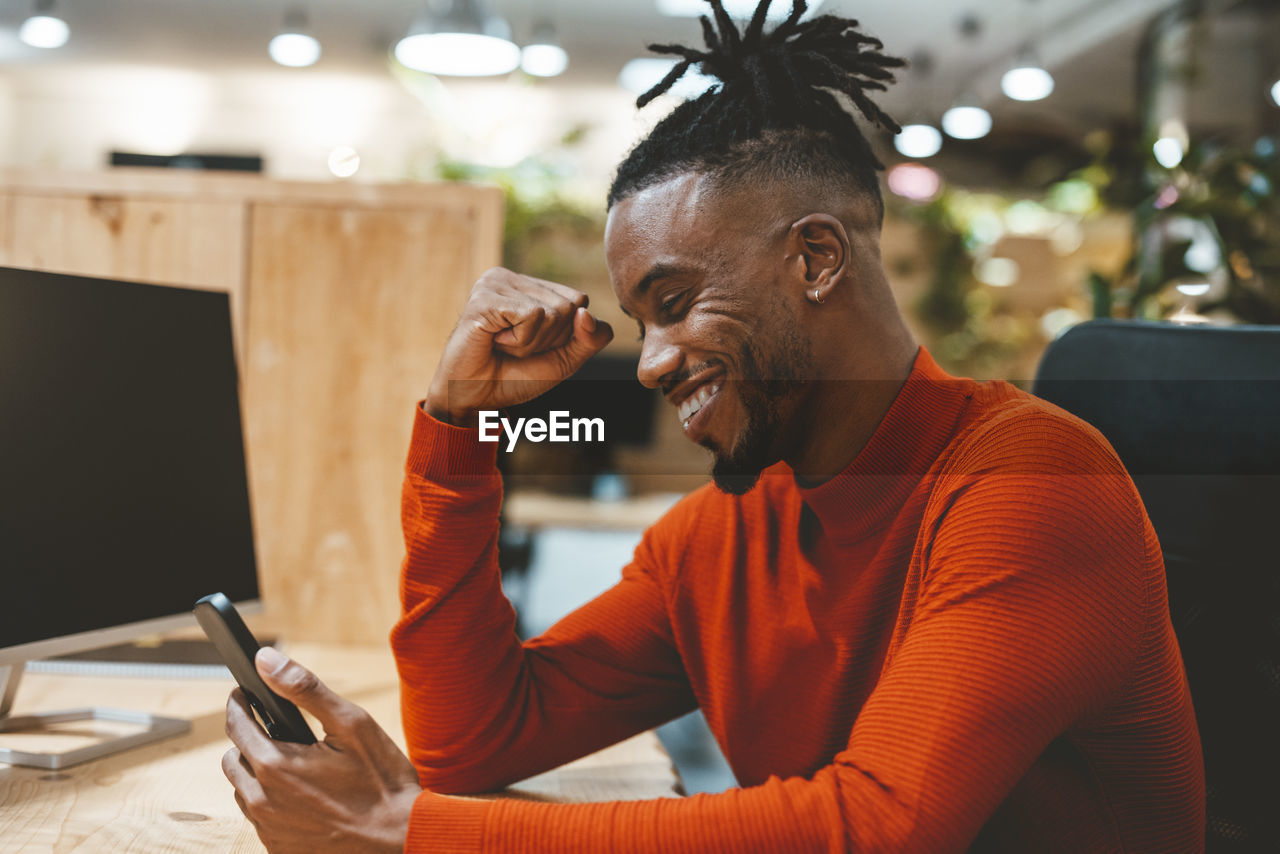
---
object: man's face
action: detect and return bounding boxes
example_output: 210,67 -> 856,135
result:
605,174 -> 815,494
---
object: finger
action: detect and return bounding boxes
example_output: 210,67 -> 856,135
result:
527,277 -> 588,311
466,272 -> 584,348
233,791 -> 256,825
493,311 -> 545,351
229,738 -> 258,778
489,281 -> 581,353
571,308 -> 614,357
226,688 -> 279,760
484,269 -> 585,309
222,746 -> 267,803
488,298 -> 548,352
518,308 -> 614,378
255,647 -> 351,736
521,294 -> 578,355
468,286 -> 540,332
534,320 -> 577,358
473,266 -> 575,300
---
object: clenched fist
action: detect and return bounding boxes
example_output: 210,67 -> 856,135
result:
425,268 -> 614,425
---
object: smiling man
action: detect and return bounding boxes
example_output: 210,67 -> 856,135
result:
222,2 -> 1204,852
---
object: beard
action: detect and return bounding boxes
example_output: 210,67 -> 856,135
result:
707,321 -> 813,496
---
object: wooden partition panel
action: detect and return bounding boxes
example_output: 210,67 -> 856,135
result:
243,203 -> 483,644
0,170 -> 503,646
0,192 -> 248,353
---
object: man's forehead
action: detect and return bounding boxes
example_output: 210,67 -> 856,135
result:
605,173 -> 722,285
607,173 -> 709,246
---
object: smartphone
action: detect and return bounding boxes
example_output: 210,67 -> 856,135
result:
193,592 -> 317,744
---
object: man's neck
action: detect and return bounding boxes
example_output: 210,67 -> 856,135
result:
786,336 -> 918,487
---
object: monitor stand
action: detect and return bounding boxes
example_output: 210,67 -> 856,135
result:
0,663 -> 190,770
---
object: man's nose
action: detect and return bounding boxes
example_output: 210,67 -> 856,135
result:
636,329 -> 682,391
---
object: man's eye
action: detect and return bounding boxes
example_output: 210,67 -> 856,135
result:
659,295 -> 682,316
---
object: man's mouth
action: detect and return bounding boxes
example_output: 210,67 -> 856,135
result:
678,382 -> 722,433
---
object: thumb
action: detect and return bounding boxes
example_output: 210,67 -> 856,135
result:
255,647 -> 346,732
560,307 -> 614,368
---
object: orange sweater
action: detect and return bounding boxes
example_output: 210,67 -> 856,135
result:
392,347 -> 1204,853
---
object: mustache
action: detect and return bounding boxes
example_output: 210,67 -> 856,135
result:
661,360 -> 721,396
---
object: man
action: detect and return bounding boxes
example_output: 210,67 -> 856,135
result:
222,2 -> 1204,851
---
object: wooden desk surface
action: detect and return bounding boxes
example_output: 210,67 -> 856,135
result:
0,643 -> 681,852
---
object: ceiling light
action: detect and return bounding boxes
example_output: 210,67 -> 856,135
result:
941,19 -> 989,142
19,0 -> 69,49
328,146 -> 361,178
941,105 -> 992,140
655,0 -> 823,21
618,58 -> 717,100
1270,78 -> 1279,108
270,34 -> 320,67
396,0 -> 520,77
1153,137 -> 1184,169
1001,65 -> 1054,101
521,22 -> 568,78
522,44 -> 568,78
894,124 -> 942,159
269,11 -> 321,68
1001,49 -> 1054,102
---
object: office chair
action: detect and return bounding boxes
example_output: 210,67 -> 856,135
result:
1033,319 -> 1280,853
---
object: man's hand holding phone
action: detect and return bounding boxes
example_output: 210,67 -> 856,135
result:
425,267 -> 614,426
221,647 -> 423,854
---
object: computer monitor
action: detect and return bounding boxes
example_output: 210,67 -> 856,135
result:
0,266 -> 260,767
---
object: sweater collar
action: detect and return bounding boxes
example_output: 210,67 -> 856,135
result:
796,347 -> 974,543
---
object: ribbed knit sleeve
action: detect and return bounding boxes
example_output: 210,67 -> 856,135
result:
391,406 -> 696,807
401,404 -> 1198,853
834,408 -> 1155,851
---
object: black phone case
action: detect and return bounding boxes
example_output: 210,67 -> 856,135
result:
193,592 -> 317,744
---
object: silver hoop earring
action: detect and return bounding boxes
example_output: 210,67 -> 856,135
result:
811,288 -> 825,305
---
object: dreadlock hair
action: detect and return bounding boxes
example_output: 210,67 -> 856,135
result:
607,0 -> 905,226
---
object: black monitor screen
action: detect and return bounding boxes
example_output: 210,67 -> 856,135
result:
0,267 -> 258,651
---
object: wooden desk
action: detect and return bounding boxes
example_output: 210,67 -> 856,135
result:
0,644 -> 681,852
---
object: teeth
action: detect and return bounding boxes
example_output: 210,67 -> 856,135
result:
677,383 -> 720,427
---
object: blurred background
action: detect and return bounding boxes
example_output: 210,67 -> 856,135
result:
4,0 -> 1276,793
4,0 -> 1278,381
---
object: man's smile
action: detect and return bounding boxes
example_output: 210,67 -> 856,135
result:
664,368 -> 727,437
679,382 -> 723,439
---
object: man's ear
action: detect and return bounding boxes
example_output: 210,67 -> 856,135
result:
786,214 -> 851,303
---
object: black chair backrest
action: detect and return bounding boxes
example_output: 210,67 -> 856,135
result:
1033,320 -> 1280,853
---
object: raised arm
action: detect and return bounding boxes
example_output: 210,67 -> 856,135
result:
391,268 -> 694,793
391,409 -> 696,793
